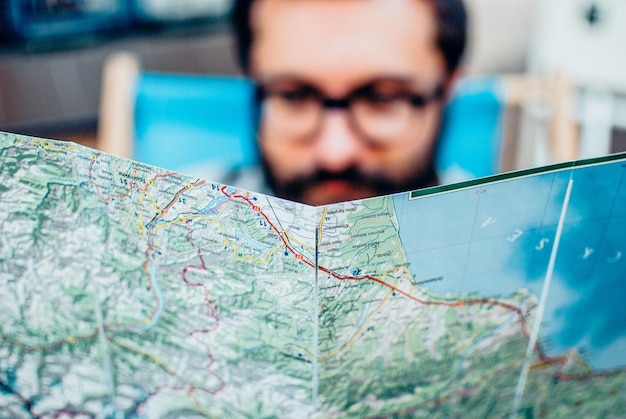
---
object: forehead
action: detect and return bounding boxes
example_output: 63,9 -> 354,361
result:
250,0 -> 445,94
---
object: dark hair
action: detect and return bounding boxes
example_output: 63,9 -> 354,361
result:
230,0 -> 467,75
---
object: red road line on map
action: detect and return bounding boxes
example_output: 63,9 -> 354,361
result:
221,186 -> 317,268
219,186 -> 555,365
182,248 -> 220,334
130,220 -> 227,410
180,223 -> 225,394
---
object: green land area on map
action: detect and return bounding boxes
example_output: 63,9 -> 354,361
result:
0,132 -> 624,417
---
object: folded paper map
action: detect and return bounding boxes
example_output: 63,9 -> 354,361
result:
0,131 -> 625,417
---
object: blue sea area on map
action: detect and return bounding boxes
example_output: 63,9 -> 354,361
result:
393,159 -> 626,370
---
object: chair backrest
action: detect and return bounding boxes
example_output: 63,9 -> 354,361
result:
98,52 -> 577,183
436,76 -> 506,183
98,52 -> 259,178
133,73 -> 258,173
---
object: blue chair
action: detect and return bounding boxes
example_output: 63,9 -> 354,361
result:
437,76 -> 506,181
133,73 -> 259,173
98,53 -> 259,177
97,53 -> 577,183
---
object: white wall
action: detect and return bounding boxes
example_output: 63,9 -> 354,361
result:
527,0 -> 626,93
463,0 -> 534,75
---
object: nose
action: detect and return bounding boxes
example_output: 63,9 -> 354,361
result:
311,110 -> 364,172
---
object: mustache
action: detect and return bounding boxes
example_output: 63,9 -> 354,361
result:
273,166 -> 404,201
261,154 -> 439,204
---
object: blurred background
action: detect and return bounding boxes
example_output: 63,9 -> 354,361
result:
0,0 -> 237,147
0,0 -> 625,174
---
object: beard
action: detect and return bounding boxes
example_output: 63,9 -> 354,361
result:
259,106 -> 445,205
261,156 -> 439,205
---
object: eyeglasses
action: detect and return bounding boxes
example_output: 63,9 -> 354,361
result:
255,80 -> 445,146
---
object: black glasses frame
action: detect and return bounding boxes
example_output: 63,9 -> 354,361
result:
254,83 -> 445,112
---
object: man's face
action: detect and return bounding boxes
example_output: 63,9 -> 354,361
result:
250,0 -> 451,206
